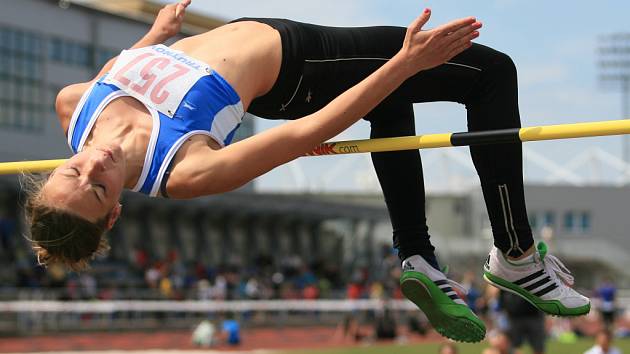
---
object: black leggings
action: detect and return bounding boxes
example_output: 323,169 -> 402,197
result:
232,18 -> 534,266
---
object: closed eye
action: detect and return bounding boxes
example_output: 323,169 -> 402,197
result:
66,166 -> 106,201
92,185 -> 105,204
95,184 -> 107,196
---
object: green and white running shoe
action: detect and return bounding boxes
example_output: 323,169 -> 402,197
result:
400,255 -> 486,343
483,241 -> 590,317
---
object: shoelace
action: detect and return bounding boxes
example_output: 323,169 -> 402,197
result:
541,253 -> 575,286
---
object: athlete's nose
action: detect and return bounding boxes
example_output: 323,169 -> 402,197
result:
87,154 -> 108,175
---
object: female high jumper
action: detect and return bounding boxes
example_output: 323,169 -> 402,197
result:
26,0 -> 589,342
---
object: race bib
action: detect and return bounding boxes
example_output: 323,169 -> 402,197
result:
103,45 -> 210,118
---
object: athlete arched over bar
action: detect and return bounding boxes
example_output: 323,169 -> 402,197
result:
26,0 -> 589,342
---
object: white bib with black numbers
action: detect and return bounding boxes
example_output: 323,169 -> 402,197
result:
103,44 -> 211,118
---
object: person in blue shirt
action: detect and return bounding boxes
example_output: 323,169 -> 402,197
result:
220,312 -> 241,345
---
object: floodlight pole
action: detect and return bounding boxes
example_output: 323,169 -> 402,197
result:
598,33 -> 630,165
623,77 -> 630,164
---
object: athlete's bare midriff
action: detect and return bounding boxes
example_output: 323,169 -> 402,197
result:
170,21 -> 282,109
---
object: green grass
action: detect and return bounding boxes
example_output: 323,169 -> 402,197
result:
279,338 -> 630,354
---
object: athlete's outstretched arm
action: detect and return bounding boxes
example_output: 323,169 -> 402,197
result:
182,10 -> 482,197
92,0 -> 191,80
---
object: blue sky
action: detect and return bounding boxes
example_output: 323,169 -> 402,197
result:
164,0 -> 630,192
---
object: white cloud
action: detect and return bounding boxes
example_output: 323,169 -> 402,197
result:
518,64 -> 569,87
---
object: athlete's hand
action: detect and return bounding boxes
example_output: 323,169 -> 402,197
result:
150,0 -> 192,39
395,9 -> 481,77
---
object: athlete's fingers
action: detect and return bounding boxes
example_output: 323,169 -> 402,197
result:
408,8 -> 431,34
434,17 -> 477,37
444,21 -> 482,45
175,0 -> 191,18
445,31 -> 478,59
446,42 -> 472,61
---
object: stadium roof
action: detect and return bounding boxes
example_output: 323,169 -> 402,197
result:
122,191 -> 390,221
65,0 -> 225,34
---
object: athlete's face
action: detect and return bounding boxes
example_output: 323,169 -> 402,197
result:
43,144 -> 126,224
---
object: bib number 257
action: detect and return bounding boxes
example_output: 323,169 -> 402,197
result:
112,52 -> 191,105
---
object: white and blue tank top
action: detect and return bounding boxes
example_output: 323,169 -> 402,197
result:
67,44 -> 244,197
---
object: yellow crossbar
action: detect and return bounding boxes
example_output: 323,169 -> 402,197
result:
2,119 -> 630,175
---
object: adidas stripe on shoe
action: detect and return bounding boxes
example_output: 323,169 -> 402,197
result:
400,255 -> 486,343
483,241 -> 590,317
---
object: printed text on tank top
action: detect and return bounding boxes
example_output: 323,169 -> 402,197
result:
103,45 -> 212,118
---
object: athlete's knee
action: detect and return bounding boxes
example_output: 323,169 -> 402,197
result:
465,49 -> 518,107
364,100 -> 415,136
485,50 -> 518,84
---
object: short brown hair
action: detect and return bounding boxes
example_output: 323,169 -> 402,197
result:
22,174 -> 111,272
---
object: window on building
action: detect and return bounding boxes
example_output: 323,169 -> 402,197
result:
0,101 -> 8,126
48,36 -> 95,68
580,212 -> 591,233
48,85 -> 62,112
563,211 -> 574,230
49,38 -> 63,62
76,43 -> 91,67
12,30 -> 24,53
1,27 -> 46,132
0,28 -> 10,50
97,47 -> 118,67
529,213 -> 538,229
0,52 -> 8,76
25,33 -> 40,57
543,211 -> 555,228
562,210 -> 592,234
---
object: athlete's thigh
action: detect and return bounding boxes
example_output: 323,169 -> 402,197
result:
393,43 -> 501,104
280,25 -> 407,118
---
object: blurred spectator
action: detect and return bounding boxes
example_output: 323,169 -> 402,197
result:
499,290 -> 546,354
460,270 -> 482,314
133,245 -> 149,271
483,349 -> 502,354
191,319 -> 217,348
0,214 -> 16,261
213,274 -> 228,300
244,277 -> 261,299
159,276 -> 173,299
406,311 -> 428,337
79,273 -> 97,299
374,307 -> 397,340
482,330 -> 512,354
369,282 -> 385,300
334,313 -> 366,343
552,318 -> 581,344
347,281 -> 363,300
145,264 -> 160,288
303,283 -> 319,299
596,278 -> 618,330
483,284 -> 506,330
438,342 -> 458,354
219,312 -> 241,346
584,329 -> 622,354
197,279 -> 212,300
